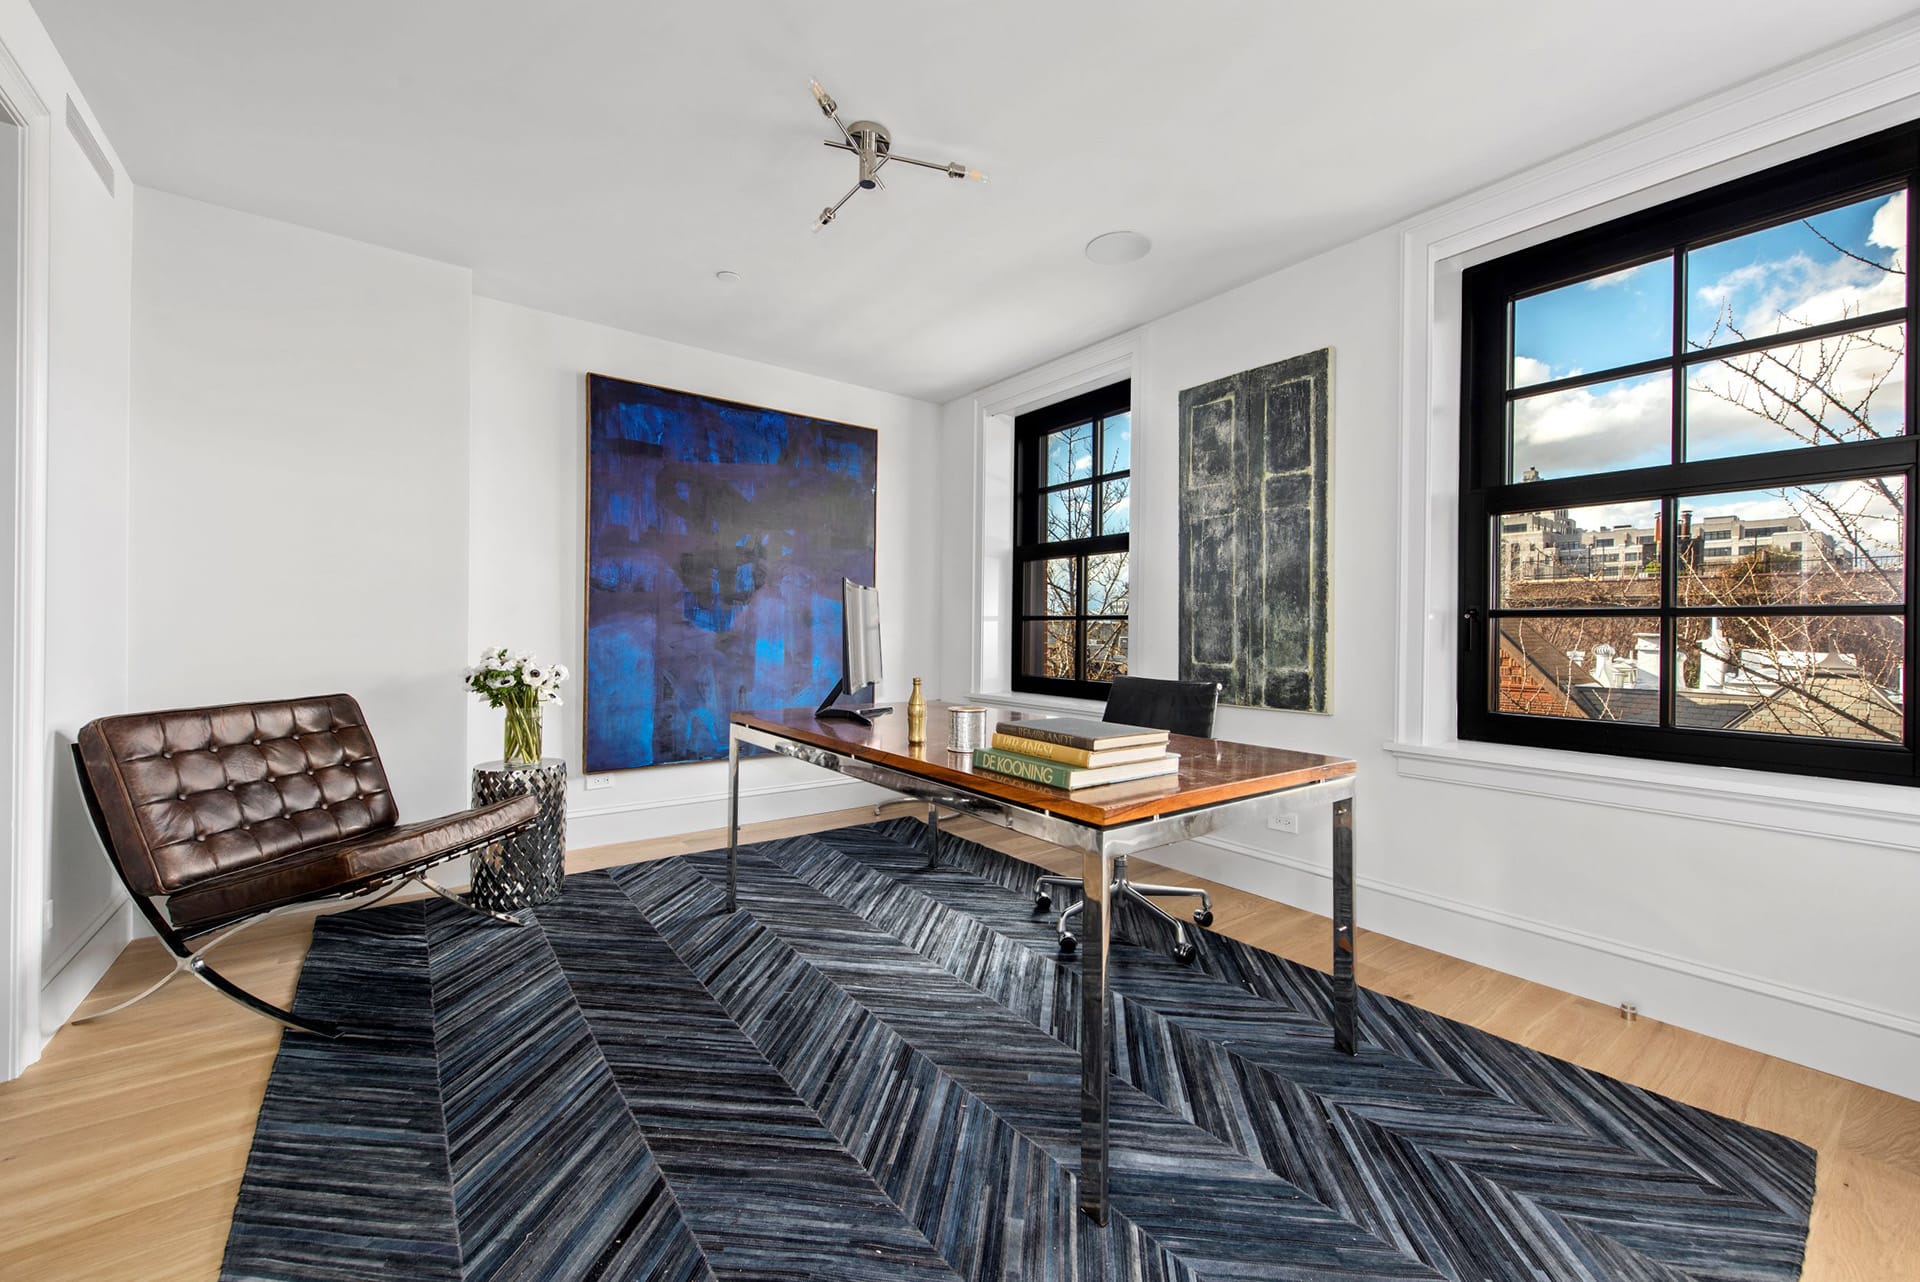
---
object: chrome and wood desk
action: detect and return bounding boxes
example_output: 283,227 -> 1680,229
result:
725,701 -> 1358,1225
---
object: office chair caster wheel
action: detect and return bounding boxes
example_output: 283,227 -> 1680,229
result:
1033,891 -> 1052,913
1172,940 -> 1198,965
1193,908 -> 1214,927
1058,934 -> 1077,956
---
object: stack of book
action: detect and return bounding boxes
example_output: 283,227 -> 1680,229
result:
972,716 -> 1179,789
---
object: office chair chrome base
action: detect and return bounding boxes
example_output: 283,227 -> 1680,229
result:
1035,873 -> 1213,965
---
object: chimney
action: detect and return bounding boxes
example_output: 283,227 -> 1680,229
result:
1634,633 -> 1660,683
1697,617 -> 1728,691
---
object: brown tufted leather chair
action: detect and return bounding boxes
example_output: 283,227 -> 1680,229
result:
73,693 -> 540,1037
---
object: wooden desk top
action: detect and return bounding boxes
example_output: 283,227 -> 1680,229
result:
732,701 -> 1356,828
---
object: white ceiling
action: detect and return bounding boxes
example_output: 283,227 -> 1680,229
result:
34,1 -> 1918,402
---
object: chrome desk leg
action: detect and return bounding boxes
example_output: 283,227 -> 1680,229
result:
1079,838 -> 1118,1224
1332,794 -> 1357,1056
921,803 -> 942,871
725,727 -> 742,912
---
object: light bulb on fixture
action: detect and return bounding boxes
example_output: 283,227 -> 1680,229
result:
806,79 -> 986,228
809,79 -> 838,119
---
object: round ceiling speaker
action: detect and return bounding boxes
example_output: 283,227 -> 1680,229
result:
1084,230 -> 1152,265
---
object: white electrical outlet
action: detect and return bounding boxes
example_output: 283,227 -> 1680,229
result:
1266,812 -> 1299,834
583,776 -> 614,791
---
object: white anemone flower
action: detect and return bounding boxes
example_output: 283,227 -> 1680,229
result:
486,672 -> 514,689
551,664 -> 570,684
524,665 -> 547,685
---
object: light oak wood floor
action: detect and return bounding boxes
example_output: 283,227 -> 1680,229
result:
2,803 -> 1916,1281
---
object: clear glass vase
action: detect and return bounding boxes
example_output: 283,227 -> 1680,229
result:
503,700 -> 543,766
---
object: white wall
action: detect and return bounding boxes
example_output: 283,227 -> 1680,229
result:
0,0 -> 135,1071
468,297 -> 941,850
937,216 -> 1920,1098
129,190 -> 473,814
41,84 -> 131,1012
124,198 -> 942,872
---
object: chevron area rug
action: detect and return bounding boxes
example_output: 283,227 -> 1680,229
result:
220,818 -> 1816,1282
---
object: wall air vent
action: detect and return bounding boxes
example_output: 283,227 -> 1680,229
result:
64,96 -> 114,195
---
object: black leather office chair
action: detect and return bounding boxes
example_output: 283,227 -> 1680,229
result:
1033,676 -> 1223,963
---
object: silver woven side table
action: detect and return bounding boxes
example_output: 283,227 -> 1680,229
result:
469,758 -> 567,912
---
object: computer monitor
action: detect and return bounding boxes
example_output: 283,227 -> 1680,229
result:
816,577 -> 892,725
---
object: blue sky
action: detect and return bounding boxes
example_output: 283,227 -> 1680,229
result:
1513,259 -> 1671,385
1513,188 -> 1904,385
1508,189 -> 1907,485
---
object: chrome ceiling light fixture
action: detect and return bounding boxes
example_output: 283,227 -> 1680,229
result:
808,79 -> 986,230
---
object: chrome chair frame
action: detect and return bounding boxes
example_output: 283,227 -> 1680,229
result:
1034,869 -> 1213,962
1033,677 -> 1224,962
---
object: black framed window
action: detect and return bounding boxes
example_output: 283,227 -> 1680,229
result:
1014,381 -> 1131,698
1461,122 -> 1918,785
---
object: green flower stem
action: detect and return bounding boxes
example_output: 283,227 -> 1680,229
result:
503,695 -> 543,766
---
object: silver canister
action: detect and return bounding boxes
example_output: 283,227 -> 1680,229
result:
947,705 -> 989,754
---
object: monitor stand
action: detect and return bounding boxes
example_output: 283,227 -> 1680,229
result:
815,677 -> 894,727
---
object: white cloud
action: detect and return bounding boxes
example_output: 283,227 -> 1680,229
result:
1512,192 -> 1908,544
1869,190 -> 1906,254
1512,354 -> 1554,387
1680,476 -> 1902,557
1511,375 -> 1668,480
1576,499 -> 1661,530
1695,260 -> 1775,310
1687,322 -> 1904,457
1585,260 -> 1660,291
1693,193 -> 1906,343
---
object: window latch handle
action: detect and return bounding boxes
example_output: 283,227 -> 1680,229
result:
1462,608 -> 1480,653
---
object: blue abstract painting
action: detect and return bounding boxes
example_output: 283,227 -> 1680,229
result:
585,375 -> 878,771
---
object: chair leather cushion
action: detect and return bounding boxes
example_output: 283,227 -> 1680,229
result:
77,695 -> 403,897
166,794 -> 539,933
1103,675 -> 1222,737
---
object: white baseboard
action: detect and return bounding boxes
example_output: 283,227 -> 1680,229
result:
38,897 -> 137,1041
1160,833 -> 1920,1101
41,893 -> 125,977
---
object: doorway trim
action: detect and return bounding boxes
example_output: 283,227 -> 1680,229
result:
0,34 -> 51,1082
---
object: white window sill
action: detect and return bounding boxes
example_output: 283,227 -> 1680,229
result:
1384,739 -> 1920,853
